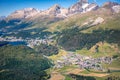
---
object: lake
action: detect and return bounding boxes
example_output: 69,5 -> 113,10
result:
9,41 -> 27,46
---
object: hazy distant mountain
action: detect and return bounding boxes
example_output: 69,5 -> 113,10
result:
102,2 -> 120,13
0,16 -> 6,21
7,8 -> 40,20
102,1 -> 119,8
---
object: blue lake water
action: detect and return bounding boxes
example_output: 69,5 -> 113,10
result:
9,41 -> 27,46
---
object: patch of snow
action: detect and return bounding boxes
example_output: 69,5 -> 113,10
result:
86,5 -> 97,11
112,5 -> 120,13
82,3 -> 89,9
92,17 -> 104,25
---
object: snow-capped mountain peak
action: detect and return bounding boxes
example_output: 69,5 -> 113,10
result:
6,1 -> 120,21
68,0 -> 98,14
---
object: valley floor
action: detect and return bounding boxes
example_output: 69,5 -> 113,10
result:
48,49 -> 120,80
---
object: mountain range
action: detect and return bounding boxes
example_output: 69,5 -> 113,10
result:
0,1 -> 120,33
6,0 -> 98,20
3,1 -> 119,20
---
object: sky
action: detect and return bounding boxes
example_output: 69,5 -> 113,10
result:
0,0 -> 120,16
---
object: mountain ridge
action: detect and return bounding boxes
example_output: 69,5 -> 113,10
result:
0,1 -> 120,33
5,0 -> 99,20
3,1 -> 119,21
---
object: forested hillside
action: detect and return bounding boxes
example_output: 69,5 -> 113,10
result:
0,45 -> 52,80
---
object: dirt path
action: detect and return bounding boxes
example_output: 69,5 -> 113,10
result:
109,67 -> 120,70
66,68 -> 83,74
65,68 -> 108,77
49,68 -> 109,80
49,71 -> 65,80
80,73 -> 109,77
